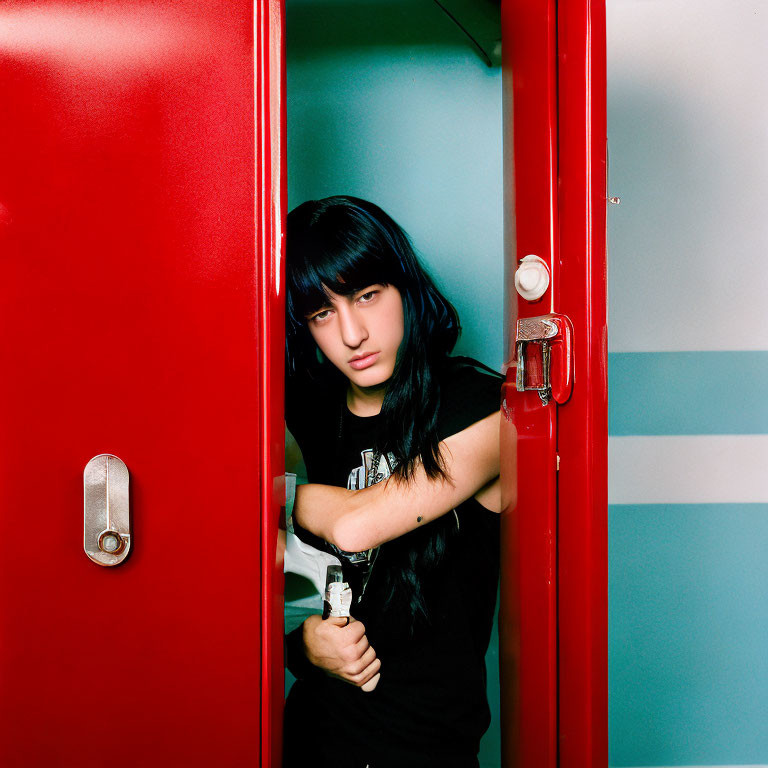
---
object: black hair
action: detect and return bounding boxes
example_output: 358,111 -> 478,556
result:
286,195 -> 462,626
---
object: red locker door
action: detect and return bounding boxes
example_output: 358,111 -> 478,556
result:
0,2 -> 284,766
499,1 -> 607,767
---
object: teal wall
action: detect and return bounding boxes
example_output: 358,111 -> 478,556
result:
609,501 -> 768,766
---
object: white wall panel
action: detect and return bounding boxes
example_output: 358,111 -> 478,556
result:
607,0 -> 768,352
609,435 -> 768,504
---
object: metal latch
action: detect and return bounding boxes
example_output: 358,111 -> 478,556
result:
84,454 -> 131,566
515,314 -> 574,405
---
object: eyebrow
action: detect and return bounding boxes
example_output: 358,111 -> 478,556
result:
302,283 -> 382,317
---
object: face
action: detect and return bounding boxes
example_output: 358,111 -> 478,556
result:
305,283 -> 405,389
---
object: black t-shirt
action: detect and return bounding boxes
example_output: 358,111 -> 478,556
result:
284,356 -> 503,768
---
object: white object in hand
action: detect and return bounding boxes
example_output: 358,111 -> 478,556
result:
325,581 -> 353,618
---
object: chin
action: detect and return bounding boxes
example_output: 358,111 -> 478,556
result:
350,364 -> 393,388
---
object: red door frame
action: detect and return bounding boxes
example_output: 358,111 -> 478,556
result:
556,3 -> 608,765
499,2 -> 560,765
499,1 -> 608,767
257,1 -> 287,767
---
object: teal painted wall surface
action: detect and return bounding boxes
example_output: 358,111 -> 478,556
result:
609,503 -> 768,766
609,352 -> 768,436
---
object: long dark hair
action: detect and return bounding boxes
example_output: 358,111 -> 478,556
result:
286,195 -> 461,483
286,195 -> 463,627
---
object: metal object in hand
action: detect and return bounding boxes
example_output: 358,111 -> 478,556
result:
323,564 -> 353,619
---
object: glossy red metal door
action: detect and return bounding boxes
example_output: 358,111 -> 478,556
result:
556,4 -> 608,765
0,2 -> 284,765
499,1 -> 607,766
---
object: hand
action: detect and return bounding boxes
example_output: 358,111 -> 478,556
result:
302,615 -> 381,690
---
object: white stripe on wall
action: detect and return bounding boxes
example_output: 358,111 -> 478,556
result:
608,435 -> 768,505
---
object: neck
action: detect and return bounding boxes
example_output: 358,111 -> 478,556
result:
346,380 -> 387,417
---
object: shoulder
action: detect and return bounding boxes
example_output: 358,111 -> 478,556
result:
436,356 -> 504,441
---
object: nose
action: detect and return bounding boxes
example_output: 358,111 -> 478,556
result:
337,304 -> 368,349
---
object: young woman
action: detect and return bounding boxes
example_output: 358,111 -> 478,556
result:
283,196 -> 504,768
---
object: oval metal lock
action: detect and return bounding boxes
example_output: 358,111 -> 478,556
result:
84,454 -> 131,566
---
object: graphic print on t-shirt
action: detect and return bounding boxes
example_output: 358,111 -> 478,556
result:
327,449 -> 398,599
347,449 -> 398,490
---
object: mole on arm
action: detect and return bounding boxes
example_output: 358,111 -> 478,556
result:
417,516 -> 423,523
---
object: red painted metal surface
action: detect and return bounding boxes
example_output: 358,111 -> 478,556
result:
500,1 -> 607,766
0,3 -> 278,765
556,2 -> 608,766
257,1 -> 286,767
500,1 -> 560,766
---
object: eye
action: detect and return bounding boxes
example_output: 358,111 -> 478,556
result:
357,289 -> 379,304
308,308 -> 333,323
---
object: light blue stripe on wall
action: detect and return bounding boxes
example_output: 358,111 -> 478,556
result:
609,503 -> 768,767
609,352 -> 768,436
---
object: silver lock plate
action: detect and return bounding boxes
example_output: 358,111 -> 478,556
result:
84,454 -> 131,566
516,317 -> 559,405
515,315 -> 574,406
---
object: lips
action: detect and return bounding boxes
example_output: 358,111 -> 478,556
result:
348,352 -> 380,370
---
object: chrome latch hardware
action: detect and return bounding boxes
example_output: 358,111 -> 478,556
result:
515,314 -> 574,405
84,454 -> 131,566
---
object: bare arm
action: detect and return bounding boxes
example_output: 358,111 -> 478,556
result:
473,474 -> 502,513
294,410 -> 500,552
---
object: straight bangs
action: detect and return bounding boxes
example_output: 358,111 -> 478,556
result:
288,208 -> 401,320
290,246 -> 394,319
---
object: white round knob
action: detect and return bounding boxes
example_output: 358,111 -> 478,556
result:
514,255 -> 550,301
518,269 -> 539,291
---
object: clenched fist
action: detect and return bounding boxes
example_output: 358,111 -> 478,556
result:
302,615 -> 381,691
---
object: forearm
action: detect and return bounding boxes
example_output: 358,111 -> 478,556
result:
294,412 -> 501,551
293,483 -> 369,549
294,475 -> 457,553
